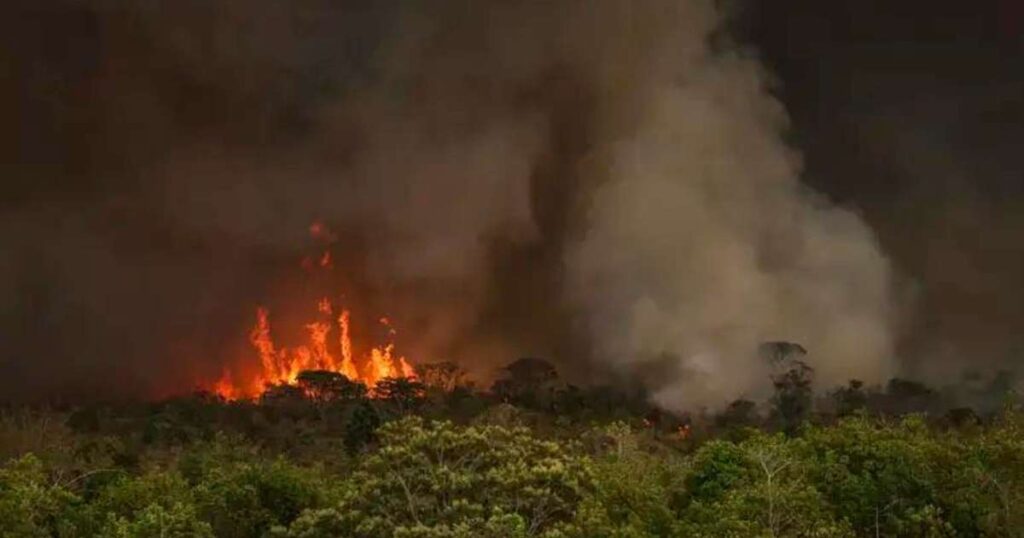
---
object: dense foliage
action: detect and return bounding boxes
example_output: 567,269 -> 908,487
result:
1,359 -> 1022,537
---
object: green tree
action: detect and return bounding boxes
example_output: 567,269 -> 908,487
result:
679,434 -> 853,537
279,417 -> 590,537
800,415 -> 952,537
175,436 -> 329,538
0,454 -> 80,538
80,470 -> 195,535
191,458 -> 326,538
97,503 -> 214,538
957,406 -> 1024,536
568,423 -> 685,537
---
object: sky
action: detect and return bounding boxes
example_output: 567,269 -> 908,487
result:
1,0 -> 1021,402
740,0 -> 1024,379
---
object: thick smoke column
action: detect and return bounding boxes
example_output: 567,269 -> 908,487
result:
1,0 -> 896,406
548,2 -> 896,409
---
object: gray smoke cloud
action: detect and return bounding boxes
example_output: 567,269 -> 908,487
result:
555,3 -> 896,410
1,0 -> 897,406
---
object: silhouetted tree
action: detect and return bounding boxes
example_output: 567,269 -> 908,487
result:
373,377 -> 426,415
414,361 -> 468,393
883,378 -> 939,415
491,357 -> 559,409
343,401 -> 381,455
771,361 -> 814,435
716,398 -> 759,430
259,384 -> 307,406
295,370 -> 367,403
831,379 -> 868,417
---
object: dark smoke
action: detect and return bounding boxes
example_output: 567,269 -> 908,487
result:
0,0 -> 1016,406
739,0 -> 1024,388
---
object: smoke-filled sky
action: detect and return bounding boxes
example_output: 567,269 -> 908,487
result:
1,0 -> 1021,406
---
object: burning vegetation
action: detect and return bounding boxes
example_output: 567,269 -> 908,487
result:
210,223 -> 416,400
211,301 -> 415,400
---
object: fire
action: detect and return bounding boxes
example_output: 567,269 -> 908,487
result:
209,221 -> 415,400
211,298 -> 416,400
337,310 -> 359,380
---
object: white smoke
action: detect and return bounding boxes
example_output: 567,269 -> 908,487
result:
561,2 -> 896,409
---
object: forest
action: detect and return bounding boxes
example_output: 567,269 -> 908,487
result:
2,351 -> 1023,537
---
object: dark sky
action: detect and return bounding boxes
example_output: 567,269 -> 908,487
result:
741,0 -> 1024,375
1,0 -> 1022,399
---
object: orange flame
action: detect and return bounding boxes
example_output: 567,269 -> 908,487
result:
209,221 -> 415,400
212,297 -> 415,400
338,310 -> 359,381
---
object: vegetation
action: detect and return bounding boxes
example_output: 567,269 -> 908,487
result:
1,356 -> 1022,537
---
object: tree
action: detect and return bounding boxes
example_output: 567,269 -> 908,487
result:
678,434 -> 853,537
278,417 -> 591,537
684,440 -> 750,504
260,383 -> 308,406
186,451 -> 327,538
81,470 -> 196,535
771,361 -> 815,436
882,378 -> 940,415
831,380 -> 868,418
295,370 -> 367,403
0,454 -> 81,537
343,401 -> 382,455
959,406 -> 1024,536
491,358 -> 560,409
97,503 -> 214,538
568,423 -> 685,537
373,376 -> 426,415
716,398 -> 760,433
415,361 -> 469,393
800,415 -> 951,536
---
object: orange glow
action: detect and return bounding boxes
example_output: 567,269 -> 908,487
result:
211,297 -> 416,400
337,310 -> 359,380
306,320 -> 335,372
209,221 -> 415,400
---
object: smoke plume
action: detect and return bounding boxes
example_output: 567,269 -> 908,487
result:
2,0 -> 896,407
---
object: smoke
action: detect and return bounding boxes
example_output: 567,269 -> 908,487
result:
1,0 -> 896,406
737,0 -> 1024,389
556,6 -> 896,410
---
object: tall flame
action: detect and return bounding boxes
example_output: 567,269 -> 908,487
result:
338,310 -> 359,380
211,298 -> 416,400
209,222 -> 416,400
